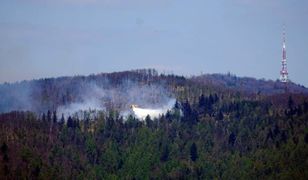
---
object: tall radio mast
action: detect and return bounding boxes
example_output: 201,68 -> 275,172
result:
280,28 -> 288,83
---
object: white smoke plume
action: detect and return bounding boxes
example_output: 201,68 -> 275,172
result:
57,99 -> 104,119
56,81 -> 175,120
0,72 -> 176,121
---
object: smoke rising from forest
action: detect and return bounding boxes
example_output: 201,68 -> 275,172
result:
0,74 -> 176,120
57,81 -> 175,119
0,81 -> 34,113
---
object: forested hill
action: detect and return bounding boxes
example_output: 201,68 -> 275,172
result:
0,69 -> 307,113
192,73 -> 308,95
0,69 -> 308,179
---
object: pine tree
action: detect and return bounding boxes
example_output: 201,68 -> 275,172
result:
160,144 -> 169,162
1,142 -> 8,154
52,111 -> 57,123
190,142 -> 198,162
47,110 -> 52,122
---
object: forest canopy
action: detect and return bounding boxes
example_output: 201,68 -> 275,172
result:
0,69 -> 307,179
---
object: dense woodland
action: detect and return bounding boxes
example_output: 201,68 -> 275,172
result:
0,69 -> 308,179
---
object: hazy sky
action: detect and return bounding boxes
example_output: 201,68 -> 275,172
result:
0,0 -> 307,86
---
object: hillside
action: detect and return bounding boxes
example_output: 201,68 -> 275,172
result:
192,73 -> 308,95
0,69 -> 308,179
1,69 -> 307,114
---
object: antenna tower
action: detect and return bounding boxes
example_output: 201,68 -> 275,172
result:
280,28 -> 288,83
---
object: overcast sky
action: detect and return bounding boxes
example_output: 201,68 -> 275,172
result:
0,0 -> 307,86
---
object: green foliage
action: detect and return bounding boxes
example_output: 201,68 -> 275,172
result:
0,71 -> 308,179
190,142 -> 198,162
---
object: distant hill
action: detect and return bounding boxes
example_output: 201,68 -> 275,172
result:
0,69 -> 308,179
191,73 -> 308,95
0,69 -> 307,114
